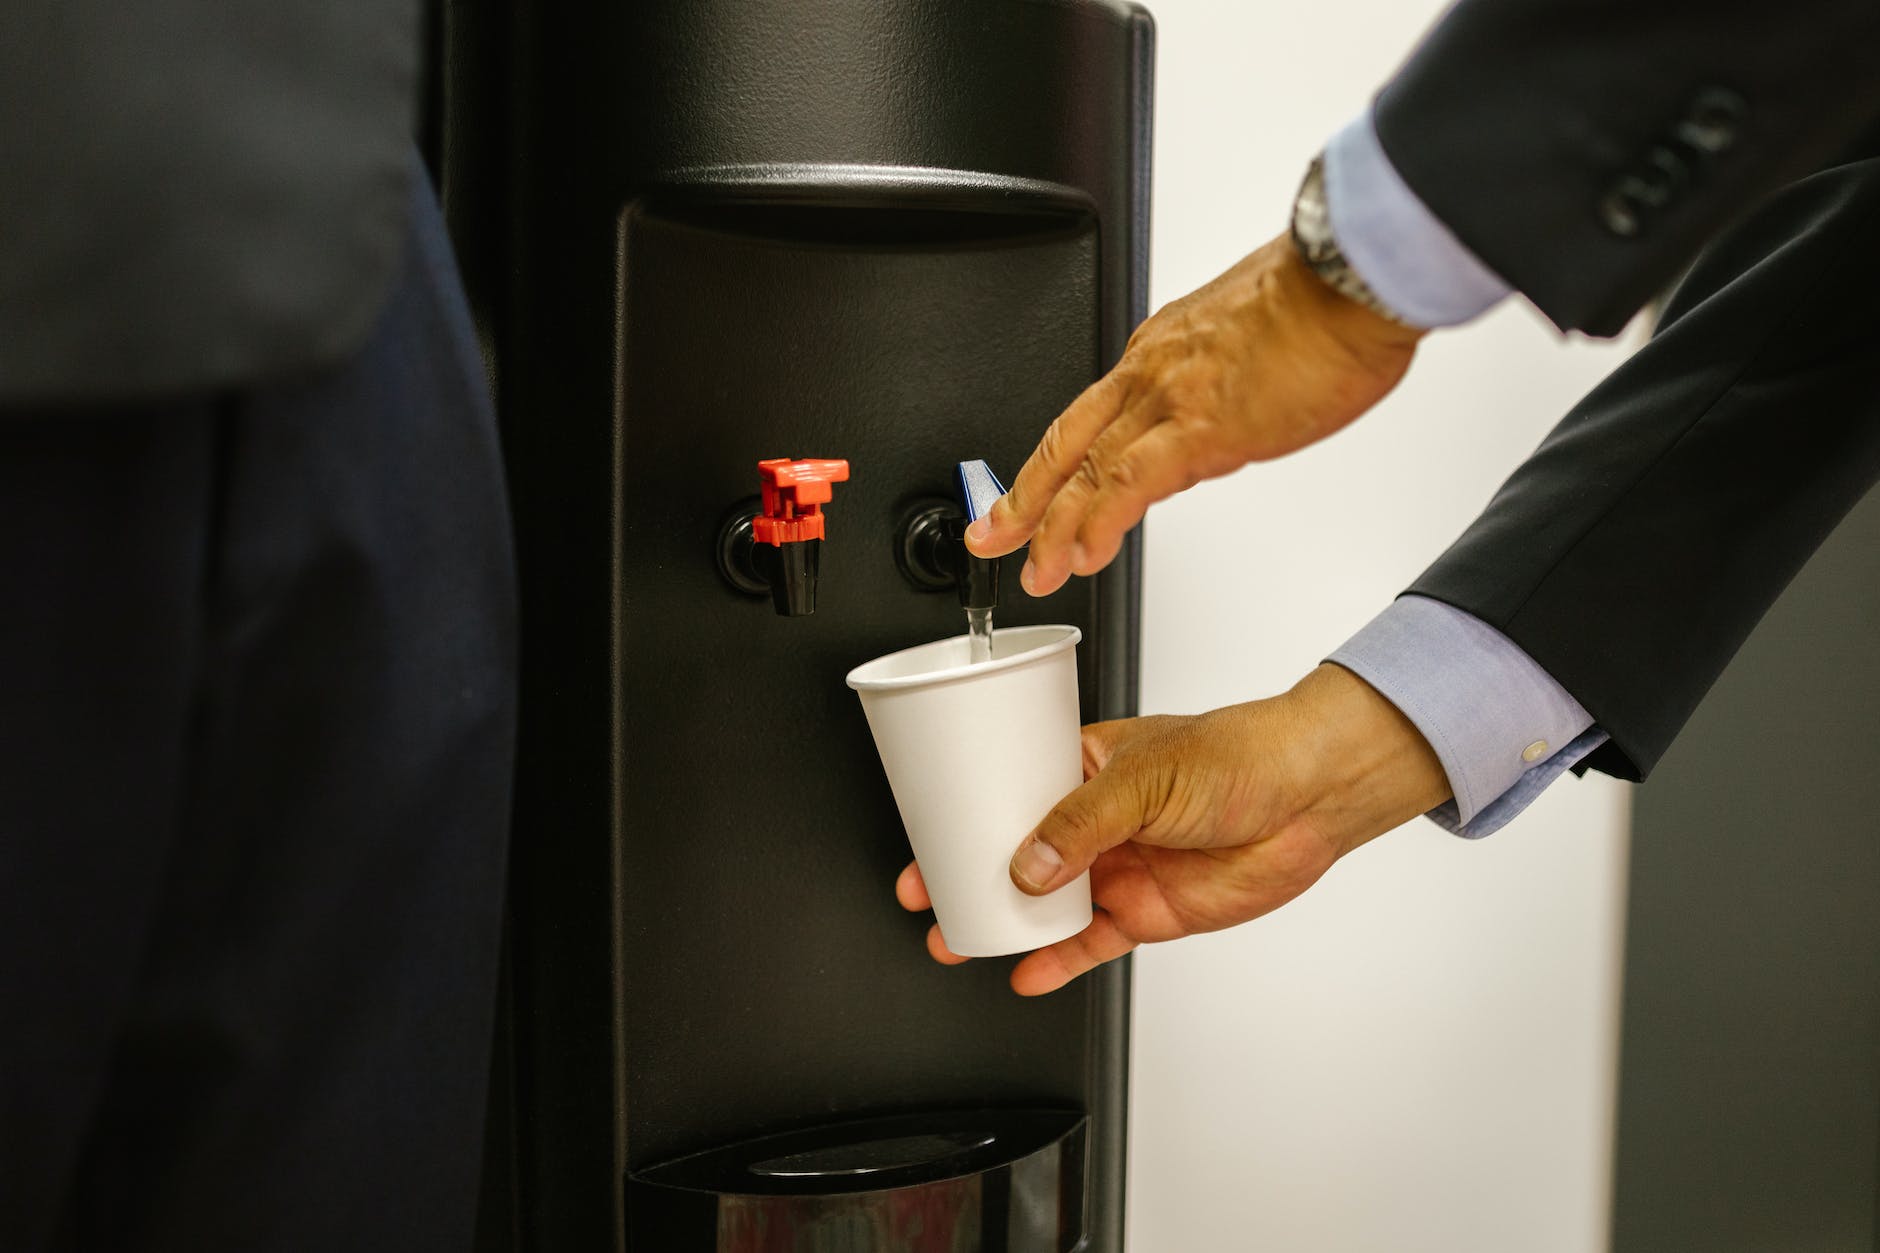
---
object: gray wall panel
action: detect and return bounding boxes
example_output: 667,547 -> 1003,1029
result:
1613,485 -> 1880,1251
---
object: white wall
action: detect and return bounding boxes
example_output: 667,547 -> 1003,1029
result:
1126,3 -> 1636,1250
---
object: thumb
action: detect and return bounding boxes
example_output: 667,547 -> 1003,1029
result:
1010,756 -> 1155,896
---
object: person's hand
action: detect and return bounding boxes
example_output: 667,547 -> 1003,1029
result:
964,233 -> 1425,595
894,663 -> 1450,995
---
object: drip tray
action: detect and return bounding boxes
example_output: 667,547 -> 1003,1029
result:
625,1108 -> 1087,1252
749,1130 -> 999,1179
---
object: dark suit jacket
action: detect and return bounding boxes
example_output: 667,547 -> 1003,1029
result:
0,1 -> 419,402
1378,0 -> 1880,781
1376,0 -> 1880,337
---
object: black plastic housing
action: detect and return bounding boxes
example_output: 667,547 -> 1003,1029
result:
897,500 -> 1003,611
433,3 -> 1153,1250
753,540 -> 823,617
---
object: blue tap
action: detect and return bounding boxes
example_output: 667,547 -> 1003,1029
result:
955,460 -> 1007,525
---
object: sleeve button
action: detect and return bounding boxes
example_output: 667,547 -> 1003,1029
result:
1598,188 -> 1645,237
1644,145 -> 1690,190
1522,740 -> 1550,763
1683,87 -> 1747,152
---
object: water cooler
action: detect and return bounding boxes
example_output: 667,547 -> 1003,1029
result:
431,3 -> 1154,1248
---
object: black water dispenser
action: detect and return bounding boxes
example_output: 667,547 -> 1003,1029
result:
435,3 -> 1154,1248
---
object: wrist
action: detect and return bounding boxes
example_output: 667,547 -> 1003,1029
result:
1289,154 -> 1426,342
1274,235 -> 1425,359
1279,663 -> 1451,857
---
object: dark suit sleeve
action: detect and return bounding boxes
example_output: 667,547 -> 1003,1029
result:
1374,0 -> 1880,335
1407,151 -> 1880,782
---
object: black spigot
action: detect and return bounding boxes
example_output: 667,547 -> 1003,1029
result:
717,458 -> 849,616
895,460 -> 1006,610
722,521 -> 823,615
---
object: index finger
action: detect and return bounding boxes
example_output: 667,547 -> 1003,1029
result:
895,861 -> 931,911
965,369 -> 1131,558
1009,908 -> 1139,996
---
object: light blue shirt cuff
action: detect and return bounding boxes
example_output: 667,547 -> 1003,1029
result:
1423,727 -> 1609,838
1322,109 -> 1513,329
1326,595 -> 1603,838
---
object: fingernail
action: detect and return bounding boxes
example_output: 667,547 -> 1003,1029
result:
1019,560 -> 1039,595
965,517 -> 991,545
1067,542 -> 1087,574
1011,839 -> 1065,892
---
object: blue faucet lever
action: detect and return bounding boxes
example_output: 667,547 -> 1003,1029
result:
956,460 -> 1006,523
948,461 -> 1005,612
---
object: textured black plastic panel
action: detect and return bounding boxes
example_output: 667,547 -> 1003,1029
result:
615,204 -> 1099,1170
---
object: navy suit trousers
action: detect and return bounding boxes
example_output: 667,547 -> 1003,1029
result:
0,168 -> 516,1252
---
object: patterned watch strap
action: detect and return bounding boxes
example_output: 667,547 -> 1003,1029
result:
1289,154 -> 1413,326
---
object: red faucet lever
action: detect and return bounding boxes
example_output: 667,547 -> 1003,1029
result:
753,458 -> 850,545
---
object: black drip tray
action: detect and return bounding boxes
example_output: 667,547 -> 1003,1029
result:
626,1108 -> 1087,1252
749,1130 -> 999,1179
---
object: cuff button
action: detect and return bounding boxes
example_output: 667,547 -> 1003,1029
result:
1522,740 -> 1549,763
1598,189 -> 1644,238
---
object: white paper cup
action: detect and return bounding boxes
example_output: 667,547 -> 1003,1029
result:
846,624 -> 1093,957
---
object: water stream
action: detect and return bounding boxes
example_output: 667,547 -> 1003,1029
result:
966,606 -> 994,665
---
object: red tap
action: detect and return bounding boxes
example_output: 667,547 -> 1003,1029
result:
752,458 -> 850,545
